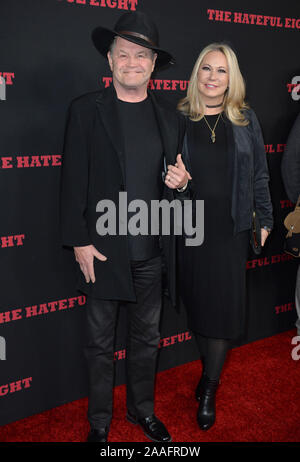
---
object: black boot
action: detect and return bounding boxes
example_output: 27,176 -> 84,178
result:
195,358 -> 206,401
197,376 -> 219,431
195,372 -> 207,401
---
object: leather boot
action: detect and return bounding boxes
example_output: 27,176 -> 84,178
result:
195,372 -> 207,401
197,376 -> 219,431
195,358 -> 206,401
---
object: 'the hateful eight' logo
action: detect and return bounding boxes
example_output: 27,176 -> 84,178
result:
57,0 -> 138,10
207,9 -> 300,29
0,377 -> 32,397
102,77 -> 189,91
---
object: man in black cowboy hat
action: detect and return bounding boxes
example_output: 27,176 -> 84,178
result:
60,11 -> 190,443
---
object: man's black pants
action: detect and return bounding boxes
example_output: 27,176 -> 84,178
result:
84,255 -> 162,430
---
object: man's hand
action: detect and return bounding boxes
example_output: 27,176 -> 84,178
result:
164,154 -> 192,190
74,245 -> 107,283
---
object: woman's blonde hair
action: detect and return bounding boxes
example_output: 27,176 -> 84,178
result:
178,43 -> 249,126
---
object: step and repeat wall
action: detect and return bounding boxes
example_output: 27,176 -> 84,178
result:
0,0 -> 299,426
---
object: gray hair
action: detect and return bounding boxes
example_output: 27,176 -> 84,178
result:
109,37 -> 118,55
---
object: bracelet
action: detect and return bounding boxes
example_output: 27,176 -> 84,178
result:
176,182 -> 188,193
263,226 -> 272,234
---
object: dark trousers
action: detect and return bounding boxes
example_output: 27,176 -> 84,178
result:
84,256 -> 162,429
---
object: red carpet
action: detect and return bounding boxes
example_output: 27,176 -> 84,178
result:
1,329 -> 299,442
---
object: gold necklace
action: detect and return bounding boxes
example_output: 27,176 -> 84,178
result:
203,113 -> 222,143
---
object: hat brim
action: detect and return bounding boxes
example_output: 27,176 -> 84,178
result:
91,26 -> 174,69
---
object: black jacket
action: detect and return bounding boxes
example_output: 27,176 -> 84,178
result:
183,108 -> 273,233
60,86 -> 185,304
281,112 -> 300,203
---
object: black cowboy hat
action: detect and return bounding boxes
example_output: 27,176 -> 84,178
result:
91,11 -> 174,69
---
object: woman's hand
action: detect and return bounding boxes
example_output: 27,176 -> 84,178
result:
165,154 -> 192,190
261,228 -> 270,247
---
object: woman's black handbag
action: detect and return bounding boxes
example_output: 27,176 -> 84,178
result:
284,195 -> 300,257
250,209 -> 262,255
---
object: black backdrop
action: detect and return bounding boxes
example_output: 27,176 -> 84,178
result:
0,0 -> 299,427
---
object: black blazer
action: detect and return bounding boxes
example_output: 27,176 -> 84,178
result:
183,108 -> 273,233
60,86 -> 185,304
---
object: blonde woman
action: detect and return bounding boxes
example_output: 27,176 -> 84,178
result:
178,43 -> 273,430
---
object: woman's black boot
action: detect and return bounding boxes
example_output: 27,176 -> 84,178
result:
197,376 -> 219,431
195,357 -> 206,401
195,372 -> 207,401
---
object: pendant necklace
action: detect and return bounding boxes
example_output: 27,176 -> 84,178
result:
203,112 -> 222,143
